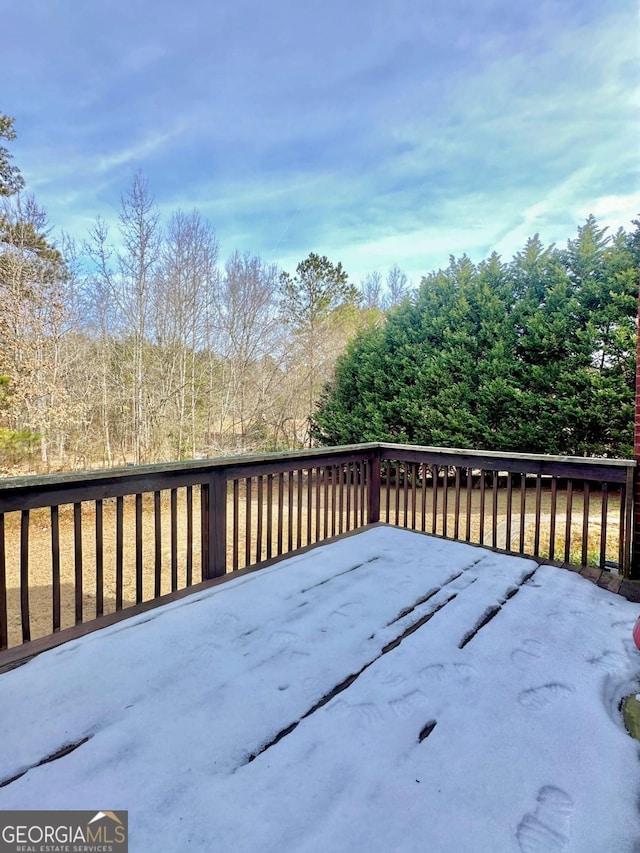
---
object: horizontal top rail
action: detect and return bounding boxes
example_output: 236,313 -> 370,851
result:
379,443 -> 636,482
0,442 -> 634,512
0,444 -> 379,512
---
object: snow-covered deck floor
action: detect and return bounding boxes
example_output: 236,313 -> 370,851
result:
1,527 -> 640,852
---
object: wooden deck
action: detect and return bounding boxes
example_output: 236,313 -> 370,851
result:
0,527 -> 639,851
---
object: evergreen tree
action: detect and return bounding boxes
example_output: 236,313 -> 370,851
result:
313,218 -> 638,457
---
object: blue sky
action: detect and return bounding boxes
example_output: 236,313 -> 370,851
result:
4,0 -> 639,285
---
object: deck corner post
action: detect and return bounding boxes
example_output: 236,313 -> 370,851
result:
632,278 -> 640,580
205,470 -> 227,579
367,450 -> 381,524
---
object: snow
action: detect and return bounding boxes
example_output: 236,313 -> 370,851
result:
1,526 -> 640,852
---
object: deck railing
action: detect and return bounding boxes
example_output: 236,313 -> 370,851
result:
0,442 -> 635,657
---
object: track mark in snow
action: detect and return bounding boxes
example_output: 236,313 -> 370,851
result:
546,609 -> 586,624
299,556 -> 381,594
389,690 -> 426,719
511,639 -> 544,665
420,662 -> 475,685
518,683 -> 574,711
0,735 -> 93,788
387,555 -> 489,628
418,720 -> 437,743
329,602 -> 360,621
387,574 -> 463,626
211,611 -> 240,628
587,650 -> 628,673
372,670 -> 407,688
516,786 -> 574,852
267,630 -> 297,648
245,586 -> 463,765
327,699 -> 383,725
459,567 -> 538,649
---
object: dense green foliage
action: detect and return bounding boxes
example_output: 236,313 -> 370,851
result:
0,114 -> 24,197
312,217 -> 639,457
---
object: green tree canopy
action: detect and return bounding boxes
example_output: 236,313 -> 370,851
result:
312,218 -> 639,457
0,114 -> 24,197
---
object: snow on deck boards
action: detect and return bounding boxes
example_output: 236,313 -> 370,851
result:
1,526 -> 639,852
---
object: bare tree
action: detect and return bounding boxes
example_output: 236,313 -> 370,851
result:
154,210 -> 219,458
212,251 -> 283,451
0,194 -> 77,469
384,264 -> 410,308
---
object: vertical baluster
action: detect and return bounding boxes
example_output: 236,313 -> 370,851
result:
116,496 -> 124,609
0,514 -> 6,650
519,475 -> 527,554
492,472 -> 499,548
411,462 -> 417,529
186,486 -> 193,586
600,483 -> 608,570
331,465 -> 337,536
95,500 -> 103,618
549,478 -> 557,561
346,465 -> 352,531
154,491 -> 162,597
298,469 -> 304,547
315,466 -> 322,539
454,467 -> 461,540
442,467 -> 449,538
51,506 -> 61,630
431,465 -> 438,534
74,503 -> 83,624
339,465 -> 345,534
532,474 -> 541,556
421,464 -> 427,532
479,471 -> 486,545
135,494 -> 142,604
619,479 -> 627,573
21,510 -> 31,642
171,488 -> 178,591
581,482 -> 590,567
505,473 -> 513,552
232,479 -> 239,571
267,474 -> 273,559
246,477 -> 253,567
465,468 -> 472,542
384,462 -> 391,523
288,471 -> 294,552
200,484 -> 208,582
322,466 -> 329,537
564,480 -> 574,563
307,468 -> 313,544
278,472 -> 285,553
402,463 -> 409,528
256,475 -> 264,562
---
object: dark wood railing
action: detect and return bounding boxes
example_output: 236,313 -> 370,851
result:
0,443 -> 635,658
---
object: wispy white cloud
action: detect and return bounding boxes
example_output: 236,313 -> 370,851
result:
3,0 -> 637,283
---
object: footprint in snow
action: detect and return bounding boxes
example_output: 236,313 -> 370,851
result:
326,699 -> 383,725
389,690 -> 427,720
586,649 -> 628,673
516,785 -> 574,852
517,683 -> 574,711
511,639 -> 544,666
419,662 -> 475,685
267,630 -> 297,648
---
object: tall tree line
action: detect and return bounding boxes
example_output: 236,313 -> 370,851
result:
0,118 -> 368,471
2,112 -> 638,470
312,218 -> 640,457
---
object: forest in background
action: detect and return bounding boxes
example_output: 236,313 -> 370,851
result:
313,217 -> 640,457
1,113 -> 639,474
0,115 -> 400,473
